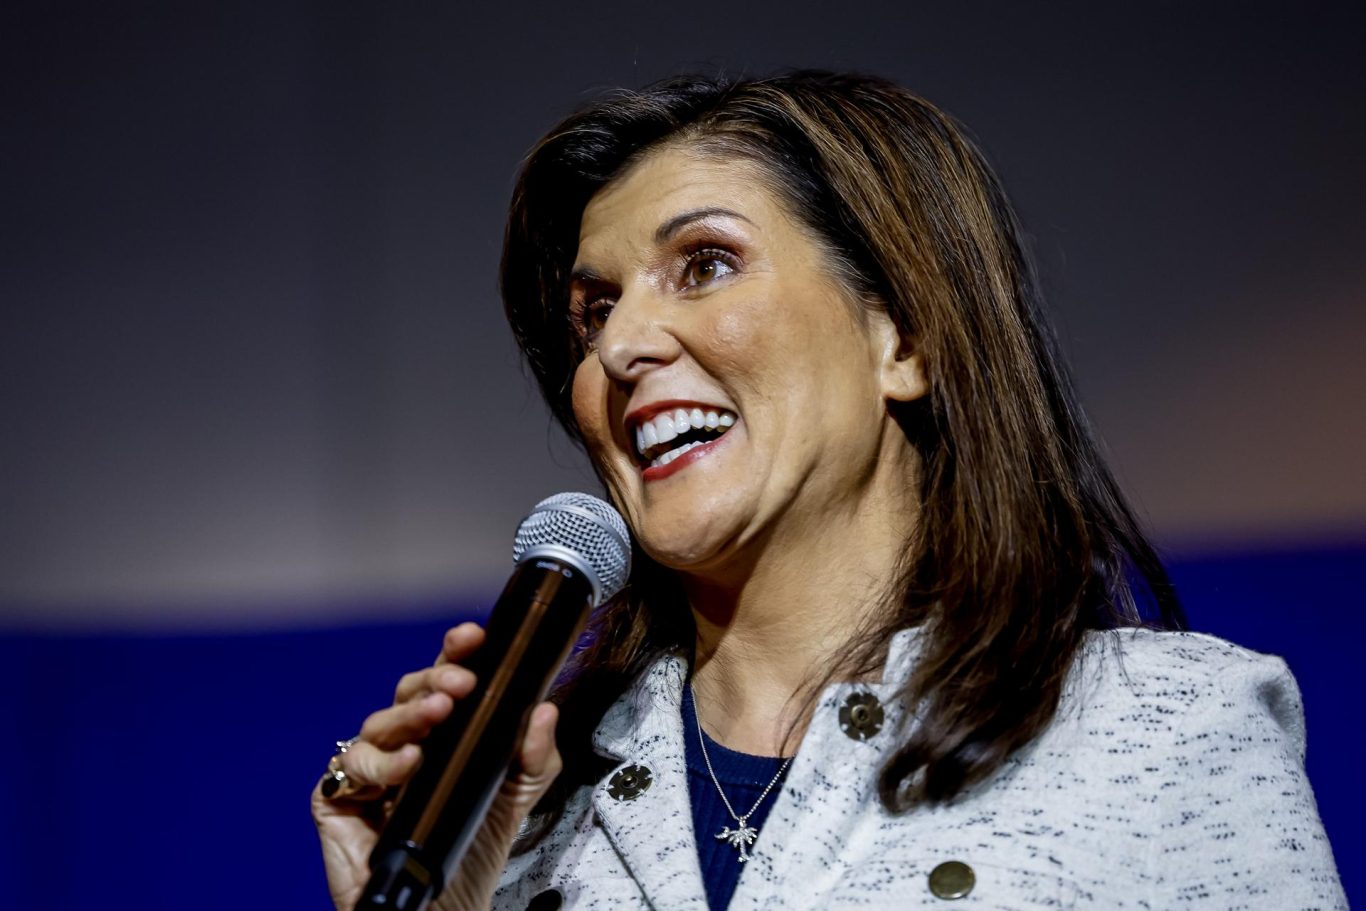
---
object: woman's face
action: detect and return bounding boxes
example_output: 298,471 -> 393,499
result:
569,144 -> 921,577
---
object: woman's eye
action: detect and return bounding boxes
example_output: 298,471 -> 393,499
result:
577,297 -> 614,343
683,250 -> 736,287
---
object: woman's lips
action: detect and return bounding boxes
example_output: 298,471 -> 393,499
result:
641,425 -> 735,482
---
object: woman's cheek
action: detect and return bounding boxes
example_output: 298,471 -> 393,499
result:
571,360 -> 608,441
709,297 -> 769,351
571,361 -> 638,510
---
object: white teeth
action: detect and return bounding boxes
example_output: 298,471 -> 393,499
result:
632,406 -> 740,459
656,413 -> 678,444
651,439 -> 703,468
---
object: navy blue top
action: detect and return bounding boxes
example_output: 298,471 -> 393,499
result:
681,686 -> 791,911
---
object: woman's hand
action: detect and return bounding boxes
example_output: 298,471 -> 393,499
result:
312,622 -> 563,911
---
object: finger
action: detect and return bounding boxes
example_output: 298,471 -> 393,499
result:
514,702 -> 562,782
394,662 -> 477,705
362,684 -> 469,749
434,622 -> 485,667
339,739 -> 423,790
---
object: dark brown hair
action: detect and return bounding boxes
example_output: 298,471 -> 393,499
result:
500,71 -> 1185,844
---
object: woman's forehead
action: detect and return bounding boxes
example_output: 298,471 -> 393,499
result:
576,147 -> 775,254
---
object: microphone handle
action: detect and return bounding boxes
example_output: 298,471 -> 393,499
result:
358,556 -> 595,911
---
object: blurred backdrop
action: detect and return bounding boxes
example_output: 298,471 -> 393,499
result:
1,2 -> 1362,907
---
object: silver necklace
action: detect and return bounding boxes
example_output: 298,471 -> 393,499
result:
691,684 -> 793,863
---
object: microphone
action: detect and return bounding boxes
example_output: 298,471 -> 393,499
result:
358,492 -> 631,910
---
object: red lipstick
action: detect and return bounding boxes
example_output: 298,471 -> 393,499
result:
641,425 -> 735,482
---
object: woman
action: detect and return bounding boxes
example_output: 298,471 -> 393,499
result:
313,72 -> 1345,910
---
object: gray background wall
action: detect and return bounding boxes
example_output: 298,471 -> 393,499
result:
3,2 -> 1363,628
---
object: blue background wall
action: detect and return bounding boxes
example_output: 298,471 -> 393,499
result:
2,545 -> 1359,908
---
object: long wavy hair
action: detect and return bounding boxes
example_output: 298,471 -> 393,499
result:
500,71 -> 1185,846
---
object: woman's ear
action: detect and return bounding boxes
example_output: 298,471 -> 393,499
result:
874,315 -> 929,404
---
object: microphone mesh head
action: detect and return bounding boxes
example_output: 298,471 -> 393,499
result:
512,492 -> 631,606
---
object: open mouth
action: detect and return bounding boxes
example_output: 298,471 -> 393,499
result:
632,406 -> 737,470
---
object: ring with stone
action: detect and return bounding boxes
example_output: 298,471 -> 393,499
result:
320,736 -> 377,800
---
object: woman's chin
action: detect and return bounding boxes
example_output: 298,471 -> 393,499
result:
637,537 -> 720,573
634,521 -> 742,577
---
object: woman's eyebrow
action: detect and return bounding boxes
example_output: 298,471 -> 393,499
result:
571,208 -> 755,280
654,207 -> 753,244
569,264 -> 607,285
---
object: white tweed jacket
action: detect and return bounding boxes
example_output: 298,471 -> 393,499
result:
494,628 -> 1346,910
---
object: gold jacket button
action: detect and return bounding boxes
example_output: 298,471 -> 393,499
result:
606,764 -> 653,801
928,860 -> 975,899
838,691 -> 885,740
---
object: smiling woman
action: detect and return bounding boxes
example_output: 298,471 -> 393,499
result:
567,147 -> 924,579
314,72 -> 1346,910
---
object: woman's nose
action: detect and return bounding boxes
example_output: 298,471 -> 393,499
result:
594,288 -> 682,382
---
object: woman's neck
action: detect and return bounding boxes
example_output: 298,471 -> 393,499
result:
682,475 -> 916,756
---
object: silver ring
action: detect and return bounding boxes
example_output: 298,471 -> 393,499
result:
320,736 -> 375,800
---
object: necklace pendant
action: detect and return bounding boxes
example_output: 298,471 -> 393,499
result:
716,820 -> 759,862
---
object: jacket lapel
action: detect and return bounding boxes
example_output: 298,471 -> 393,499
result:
586,629 -> 924,910
728,628 -> 923,910
591,655 -> 710,911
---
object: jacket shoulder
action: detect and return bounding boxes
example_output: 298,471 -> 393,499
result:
1069,628 -> 1306,758
1078,627 -> 1293,689
1085,626 -> 1287,676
